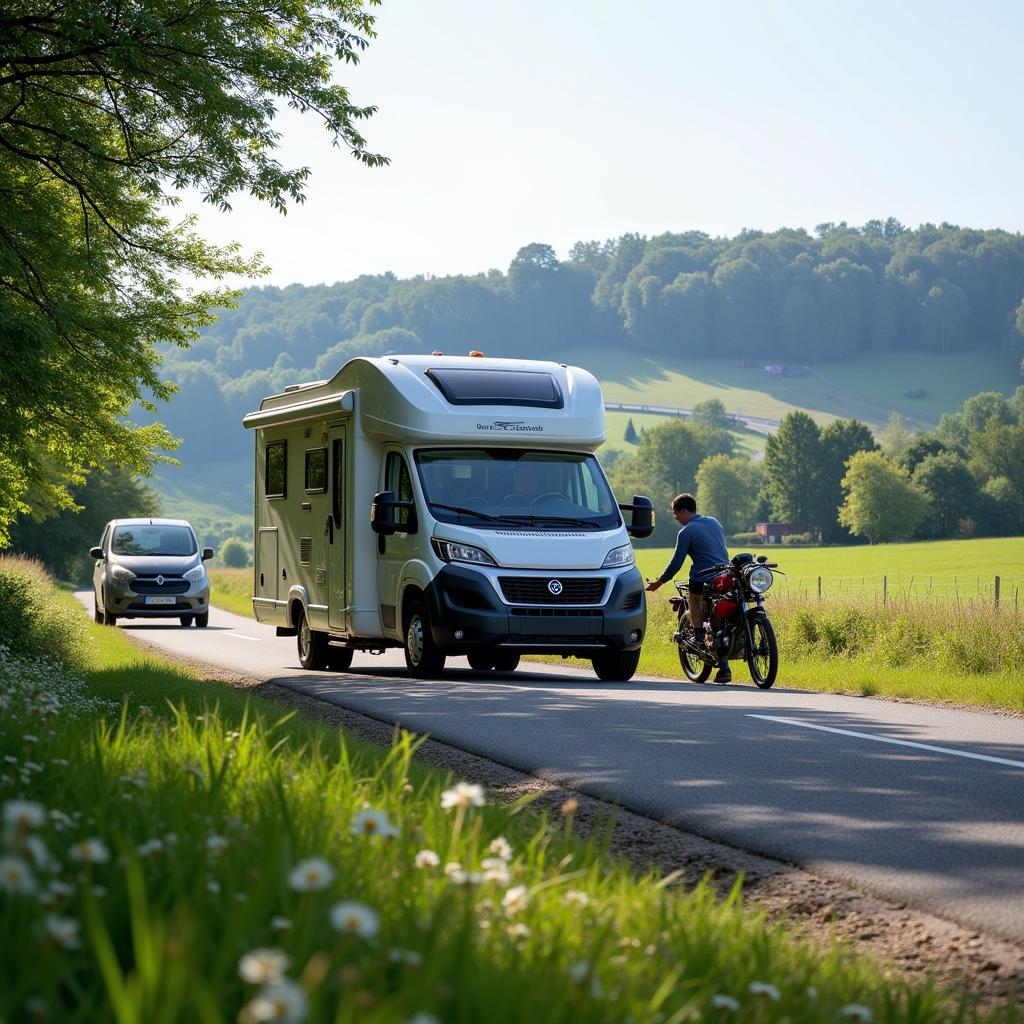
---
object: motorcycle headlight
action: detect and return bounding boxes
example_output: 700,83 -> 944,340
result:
184,565 -> 207,583
110,565 -> 136,583
431,539 -> 497,566
747,566 -> 774,594
601,544 -> 634,569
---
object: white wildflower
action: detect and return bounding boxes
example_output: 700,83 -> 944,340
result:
388,948 -> 424,966
207,879 -> 221,894
246,979 -> 308,1023
24,835 -> 55,873
501,885 -> 529,914
563,889 -> 590,907
137,838 -> 164,859
806,986 -> 818,1003
488,836 -> 512,859
506,922 -> 531,940
443,861 -> 464,877
69,838 -> 110,864
206,834 -> 229,856
48,879 -> 74,898
271,916 -> 292,931
0,854 -> 36,894
710,994 -> 740,1011
288,857 -> 334,892
839,1006 -> 873,1022
748,982 -> 780,1001
480,857 -> 510,884
351,809 -> 399,838
440,781 -> 485,811
449,868 -> 482,887
568,960 -> 591,983
329,901 -> 379,938
49,809 -> 72,830
44,914 -> 81,949
239,948 -> 290,985
23,734 -> 39,744
414,849 -> 440,869
3,799 -> 46,830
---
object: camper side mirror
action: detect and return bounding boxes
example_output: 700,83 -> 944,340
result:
370,491 -> 419,536
89,546 -> 104,560
202,547 -> 215,561
619,494 -> 654,540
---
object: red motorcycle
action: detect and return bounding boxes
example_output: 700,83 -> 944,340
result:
669,553 -> 780,688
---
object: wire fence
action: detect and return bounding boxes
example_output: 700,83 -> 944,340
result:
773,573 -> 1023,610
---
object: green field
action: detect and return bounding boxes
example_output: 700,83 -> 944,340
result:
636,536 -> 1024,605
602,410 -> 765,459
567,346 -> 1021,431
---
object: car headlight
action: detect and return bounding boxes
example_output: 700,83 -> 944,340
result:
431,539 -> 497,566
110,565 -> 136,582
601,544 -> 634,569
747,566 -> 774,594
184,565 -> 207,583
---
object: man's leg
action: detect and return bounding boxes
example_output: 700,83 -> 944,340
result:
687,586 -> 706,643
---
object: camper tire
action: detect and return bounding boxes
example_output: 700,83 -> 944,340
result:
296,608 -> 331,671
328,647 -> 354,671
404,599 -> 446,677
591,649 -> 641,682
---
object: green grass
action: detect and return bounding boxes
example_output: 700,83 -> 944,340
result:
5,569 -> 1017,1021
602,410 -> 765,460
208,567 -> 254,618
568,346 -> 1022,431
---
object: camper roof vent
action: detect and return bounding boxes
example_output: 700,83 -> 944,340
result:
283,384 -> 303,393
425,367 -> 564,409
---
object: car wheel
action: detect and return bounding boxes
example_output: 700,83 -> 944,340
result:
179,615 -> 193,627
94,592 -> 103,624
195,612 -> 209,628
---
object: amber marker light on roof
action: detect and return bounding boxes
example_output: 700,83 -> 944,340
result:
432,350 -> 443,356
469,350 -> 484,357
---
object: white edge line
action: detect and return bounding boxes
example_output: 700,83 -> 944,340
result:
224,632 -> 264,642
747,715 -> 1024,770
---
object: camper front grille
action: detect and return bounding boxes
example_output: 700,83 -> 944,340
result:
498,577 -> 606,605
299,537 -> 312,565
509,607 -> 603,619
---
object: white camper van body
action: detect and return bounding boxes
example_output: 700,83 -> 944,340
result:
243,354 -> 648,679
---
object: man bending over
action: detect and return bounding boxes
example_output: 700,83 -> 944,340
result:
644,493 -> 732,683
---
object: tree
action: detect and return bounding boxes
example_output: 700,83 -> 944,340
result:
7,465 -> 159,583
623,418 -> 639,445
900,434 -> 952,473
0,0 -> 386,542
762,412 -> 824,530
219,538 -> 250,568
695,455 -> 762,536
818,419 -> 877,542
912,451 -> 979,538
690,398 -> 734,430
838,452 -> 929,544
968,420 -> 1024,501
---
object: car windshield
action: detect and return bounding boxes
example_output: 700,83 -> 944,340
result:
414,449 -> 620,530
111,525 -> 197,557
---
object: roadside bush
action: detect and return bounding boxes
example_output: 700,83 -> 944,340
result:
218,536 -> 250,568
782,532 -> 818,546
0,556 -> 88,664
728,531 -> 762,547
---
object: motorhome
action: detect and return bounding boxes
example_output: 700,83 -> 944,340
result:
243,353 -> 653,681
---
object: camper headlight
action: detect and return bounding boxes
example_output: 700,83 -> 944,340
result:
431,539 -> 497,566
184,565 -> 207,583
110,565 -> 136,583
746,566 -> 774,594
601,544 -> 634,569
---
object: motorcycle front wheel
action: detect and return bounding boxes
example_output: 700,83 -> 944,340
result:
746,612 -> 778,689
677,611 -> 712,683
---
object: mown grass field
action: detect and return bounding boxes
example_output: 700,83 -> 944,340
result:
602,410 -> 765,459
6,556 -> 1017,1021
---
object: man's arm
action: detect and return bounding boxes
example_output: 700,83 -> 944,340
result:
645,528 -> 690,591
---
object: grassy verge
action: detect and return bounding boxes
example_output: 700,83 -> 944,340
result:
208,567 -> 254,618
2,562 -> 1019,1021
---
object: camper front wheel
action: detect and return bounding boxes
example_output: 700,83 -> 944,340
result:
404,599 -> 446,677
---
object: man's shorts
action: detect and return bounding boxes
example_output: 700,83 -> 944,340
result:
686,579 -> 705,596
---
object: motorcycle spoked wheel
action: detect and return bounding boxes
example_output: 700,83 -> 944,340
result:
746,612 -> 779,689
677,611 -> 713,683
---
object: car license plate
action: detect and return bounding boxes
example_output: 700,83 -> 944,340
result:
145,595 -> 176,605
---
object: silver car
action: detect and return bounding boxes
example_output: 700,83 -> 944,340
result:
91,518 -> 214,627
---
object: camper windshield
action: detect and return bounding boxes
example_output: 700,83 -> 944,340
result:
415,449 -> 620,530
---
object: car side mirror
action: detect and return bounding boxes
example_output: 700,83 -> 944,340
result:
202,548 -> 214,561
370,491 -> 418,536
618,495 -> 654,539
89,546 -> 104,560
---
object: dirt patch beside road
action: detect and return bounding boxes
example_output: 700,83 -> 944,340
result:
126,633 -> 1024,1006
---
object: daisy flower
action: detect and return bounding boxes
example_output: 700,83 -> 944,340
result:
69,838 -> 110,865
488,836 -> 512,859
748,982 -> 780,1001
239,948 -> 290,985
329,901 -> 380,938
288,858 -> 334,892
351,809 -> 399,838
840,1006 -> 873,1021
245,979 -> 308,1023
0,855 -> 36,894
501,885 -> 529,914
710,994 -> 740,1011
44,914 -> 81,949
414,849 -> 440,869
3,800 -> 46,830
440,782 -> 485,811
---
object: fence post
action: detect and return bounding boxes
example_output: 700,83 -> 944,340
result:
994,575 -> 1000,610
883,575 -> 887,608
817,576 -> 822,601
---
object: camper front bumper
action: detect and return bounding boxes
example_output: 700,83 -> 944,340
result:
423,564 -> 646,657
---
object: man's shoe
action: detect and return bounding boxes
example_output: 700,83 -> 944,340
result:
714,666 -> 732,685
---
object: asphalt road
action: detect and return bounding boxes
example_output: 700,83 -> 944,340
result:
76,593 -> 1024,944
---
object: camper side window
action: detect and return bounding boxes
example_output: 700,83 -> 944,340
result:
305,448 -> 327,493
266,441 -> 287,498
385,452 -> 413,528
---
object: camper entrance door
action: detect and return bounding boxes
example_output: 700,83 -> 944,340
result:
327,424 -> 348,631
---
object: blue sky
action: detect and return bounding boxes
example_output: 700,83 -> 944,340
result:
183,0 -> 1024,286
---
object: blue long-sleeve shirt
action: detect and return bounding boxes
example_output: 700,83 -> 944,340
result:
657,514 -> 729,584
